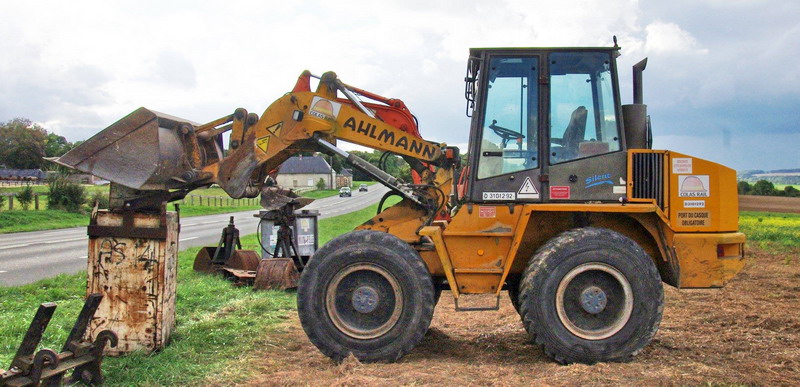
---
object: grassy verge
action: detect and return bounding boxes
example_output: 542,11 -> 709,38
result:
0,199 -> 395,385
739,211 -> 800,250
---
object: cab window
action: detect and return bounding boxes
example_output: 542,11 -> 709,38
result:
549,52 -> 620,164
476,56 -> 539,179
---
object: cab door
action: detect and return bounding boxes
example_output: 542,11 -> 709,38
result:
468,54 -> 543,203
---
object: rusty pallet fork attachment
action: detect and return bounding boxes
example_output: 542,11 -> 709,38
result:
0,294 -> 118,386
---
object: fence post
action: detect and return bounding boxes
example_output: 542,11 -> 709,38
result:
9,195 -> 13,210
35,194 -> 39,210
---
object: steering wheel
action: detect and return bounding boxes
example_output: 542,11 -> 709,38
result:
489,120 -> 525,149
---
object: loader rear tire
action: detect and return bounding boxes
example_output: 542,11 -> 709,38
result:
518,227 -> 663,364
297,230 -> 435,363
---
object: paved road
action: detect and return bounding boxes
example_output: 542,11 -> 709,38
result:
0,185 -> 389,287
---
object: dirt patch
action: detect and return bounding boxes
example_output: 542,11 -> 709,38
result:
739,195 -> 800,213
246,247 -> 800,386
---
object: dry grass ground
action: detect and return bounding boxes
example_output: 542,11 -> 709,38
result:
242,245 -> 800,386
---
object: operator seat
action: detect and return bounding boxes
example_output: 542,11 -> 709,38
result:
562,106 -> 588,155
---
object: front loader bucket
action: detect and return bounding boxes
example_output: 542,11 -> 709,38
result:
253,258 -> 300,290
52,107 -> 206,191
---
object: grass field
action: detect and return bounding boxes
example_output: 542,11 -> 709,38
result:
0,199 -> 392,385
739,211 -> 800,250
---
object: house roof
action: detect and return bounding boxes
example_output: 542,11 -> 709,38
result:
278,156 -> 332,174
0,169 -> 46,179
339,168 -> 353,177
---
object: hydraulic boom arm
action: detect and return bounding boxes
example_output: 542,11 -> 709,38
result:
54,71 -> 458,218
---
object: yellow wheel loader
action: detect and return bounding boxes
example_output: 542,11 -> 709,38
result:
55,43 -> 745,364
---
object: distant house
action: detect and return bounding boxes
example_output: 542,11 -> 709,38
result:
0,168 -> 46,181
276,156 -> 336,189
336,168 -> 353,188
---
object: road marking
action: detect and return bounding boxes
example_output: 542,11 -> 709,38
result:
42,237 -> 85,244
79,255 -> 88,259
180,237 -> 199,242
0,244 -> 31,250
0,271 -> 7,274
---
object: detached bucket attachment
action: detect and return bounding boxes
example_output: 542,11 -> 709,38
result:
219,251 -> 260,285
254,258 -> 300,290
52,107 -> 216,191
193,246 -> 219,273
227,250 -> 260,271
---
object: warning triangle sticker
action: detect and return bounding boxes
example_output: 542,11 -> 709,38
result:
266,121 -> 283,136
518,177 -> 540,199
256,136 -> 271,153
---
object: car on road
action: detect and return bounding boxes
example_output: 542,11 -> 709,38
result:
358,184 -> 368,192
339,186 -> 351,197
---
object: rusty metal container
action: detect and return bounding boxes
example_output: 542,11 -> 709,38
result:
53,107 -> 212,191
86,210 -> 179,355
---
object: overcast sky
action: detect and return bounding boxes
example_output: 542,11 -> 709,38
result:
1,0 -> 798,171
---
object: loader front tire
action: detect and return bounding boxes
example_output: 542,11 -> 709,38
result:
297,230 -> 435,363
518,227 -> 663,364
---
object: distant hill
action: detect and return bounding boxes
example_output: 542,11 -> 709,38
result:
738,169 -> 800,185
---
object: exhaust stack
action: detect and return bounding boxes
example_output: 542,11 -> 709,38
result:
633,58 -> 647,104
622,58 -> 650,150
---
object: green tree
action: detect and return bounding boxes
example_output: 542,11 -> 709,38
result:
751,180 -> 777,196
316,178 -> 326,190
737,181 -> 752,195
784,185 -> 800,197
44,132 -> 74,157
17,186 -> 34,210
0,118 -> 49,169
48,177 -> 86,212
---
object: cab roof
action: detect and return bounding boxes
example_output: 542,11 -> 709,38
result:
469,46 -> 620,57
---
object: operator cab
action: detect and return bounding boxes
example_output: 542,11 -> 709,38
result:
464,47 -> 632,203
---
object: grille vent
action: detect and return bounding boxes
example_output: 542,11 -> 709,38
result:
632,152 -> 665,208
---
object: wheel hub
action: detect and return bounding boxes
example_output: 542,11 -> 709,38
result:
579,286 -> 607,314
555,262 -> 634,341
352,286 -> 380,313
325,263 -> 403,340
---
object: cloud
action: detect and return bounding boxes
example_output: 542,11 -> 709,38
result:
0,0 -> 797,170
644,21 -> 708,55
147,51 -> 197,89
